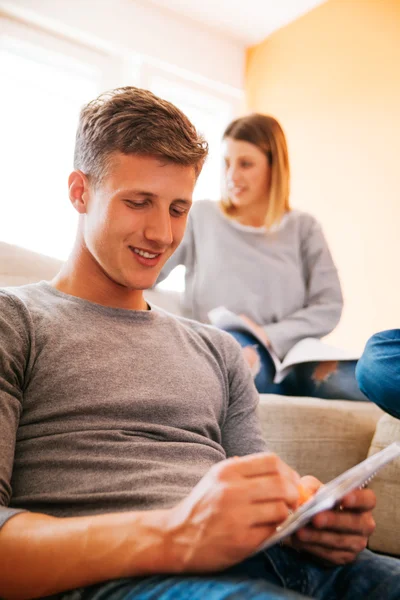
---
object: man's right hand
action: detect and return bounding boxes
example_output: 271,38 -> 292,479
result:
164,452 -> 300,572
0,453 -> 299,599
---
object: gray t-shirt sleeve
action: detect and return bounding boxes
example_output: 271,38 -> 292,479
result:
220,335 -> 268,457
156,212 -> 195,285
0,292 -> 29,528
264,217 -> 343,359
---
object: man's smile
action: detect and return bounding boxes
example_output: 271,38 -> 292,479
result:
129,245 -> 164,267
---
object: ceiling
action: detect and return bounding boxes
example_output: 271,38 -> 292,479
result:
148,0 -> 327,45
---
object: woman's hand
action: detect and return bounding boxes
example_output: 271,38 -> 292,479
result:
239,315 -> 270,347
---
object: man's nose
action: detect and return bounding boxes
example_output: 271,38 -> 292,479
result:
144,209 -> 173,247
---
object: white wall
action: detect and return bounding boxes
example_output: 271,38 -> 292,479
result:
0,0 -> 245,262
0,0 -> 245,93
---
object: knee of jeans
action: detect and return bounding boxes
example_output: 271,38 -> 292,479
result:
356,353 -> 398,405
355,357 -> 369,394
369,329 -> 400,344
364,330 -> 400,367
311,360 -> 338,384
242,345 -> 262,378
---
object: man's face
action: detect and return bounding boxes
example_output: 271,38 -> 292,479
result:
81,153 -> 196,291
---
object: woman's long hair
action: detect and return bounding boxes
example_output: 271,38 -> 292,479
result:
221,113 -> 291,228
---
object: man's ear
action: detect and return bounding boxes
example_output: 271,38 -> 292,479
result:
68,170 -> 90,214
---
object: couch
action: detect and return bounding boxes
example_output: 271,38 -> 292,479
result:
1,240 -> 399,556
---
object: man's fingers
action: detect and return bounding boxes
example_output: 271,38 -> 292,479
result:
340,488 -> 376,511
295,527 -> 368,554
247,474 -> 300,506
312,509 -> 376,535
223,453 -> 300,484
250,500 -> 291,526
300,475 -> 322,495
291,541 -> 358,566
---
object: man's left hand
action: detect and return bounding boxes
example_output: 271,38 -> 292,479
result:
289,475 -> 376,566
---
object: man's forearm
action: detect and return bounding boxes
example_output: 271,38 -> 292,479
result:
0,508 -> 179,599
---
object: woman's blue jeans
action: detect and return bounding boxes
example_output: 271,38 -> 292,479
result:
225,330 -> 367,402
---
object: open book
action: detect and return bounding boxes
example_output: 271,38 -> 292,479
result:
256,441 -> 400,552
208,307 -> 360,383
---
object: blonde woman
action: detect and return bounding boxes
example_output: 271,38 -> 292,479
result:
157,114 -> 365,400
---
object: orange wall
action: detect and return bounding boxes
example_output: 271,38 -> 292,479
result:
246,0 -> 400,352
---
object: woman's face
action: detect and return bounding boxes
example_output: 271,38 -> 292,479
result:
222,137 -> 271,209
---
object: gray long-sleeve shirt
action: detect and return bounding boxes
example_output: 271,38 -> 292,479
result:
0,282 -> 266,530
157,201 -> 343,359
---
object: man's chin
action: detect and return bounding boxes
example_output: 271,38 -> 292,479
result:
123,275 -> 159,292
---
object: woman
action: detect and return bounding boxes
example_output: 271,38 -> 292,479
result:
157,113 -> 365,400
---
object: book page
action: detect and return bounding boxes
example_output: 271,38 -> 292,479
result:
275,338 -> 361,383
208,310 -> 360,385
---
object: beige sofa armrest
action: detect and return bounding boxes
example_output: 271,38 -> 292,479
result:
257,395 -> 382,483
368,414 -> 400,557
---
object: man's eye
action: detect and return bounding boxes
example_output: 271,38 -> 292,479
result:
124,200 -> 147,208
170,207 -> 187,217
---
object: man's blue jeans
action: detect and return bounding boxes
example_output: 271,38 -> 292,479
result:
225,330 -> 367,401
56,546 -> 400,599
356,329 -> 400,419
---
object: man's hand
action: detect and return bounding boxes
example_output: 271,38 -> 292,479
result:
289,475 -> 376,566
165,452 -> 300,573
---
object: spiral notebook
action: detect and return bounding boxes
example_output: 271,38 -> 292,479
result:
256,442 -> 400,552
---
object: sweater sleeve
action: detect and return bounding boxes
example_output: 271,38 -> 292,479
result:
155,211 -> 195,285
220,335 -> 268,457
0,292 -> 31,529
263,217 -> 343,359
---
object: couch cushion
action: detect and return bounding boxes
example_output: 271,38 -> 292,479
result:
0,241 -> 62,287
257,395 -> 383,483
367,414 -> 400,557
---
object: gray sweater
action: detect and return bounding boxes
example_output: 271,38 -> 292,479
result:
0,282 -> 266,530
157,201 -> 343,359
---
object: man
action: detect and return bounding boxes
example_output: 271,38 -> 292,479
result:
0,87 -> 398,600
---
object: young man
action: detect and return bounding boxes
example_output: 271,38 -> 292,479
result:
0,87 -> 398,600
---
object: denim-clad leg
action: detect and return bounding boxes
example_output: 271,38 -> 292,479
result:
223,329 -> 367,401
54,546 -> 400,600
264,545 -> 400,600
290,360 -> 368,401
356,329 -> 400,419
224,329 -> 286,394
56,553 -> 309,599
